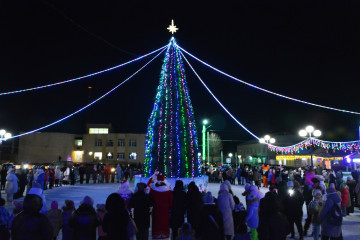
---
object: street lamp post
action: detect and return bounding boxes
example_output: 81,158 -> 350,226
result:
228,153 -> 233,166
299,125 -> 321,167
202,120 -> 211,166
0,129 -> 12,162
259,135 -> 275,165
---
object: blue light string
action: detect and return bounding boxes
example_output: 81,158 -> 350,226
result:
9,46 -> 168,139
177,45 -> 360,116
179,46 -> 360,152
179,48 -> 260,140
0,45 -> 167,96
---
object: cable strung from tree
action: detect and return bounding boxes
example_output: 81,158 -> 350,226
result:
179,47 -> 360,153
9,46 -> 168,139
177,44 -> 360,116
0,45 -> 167,97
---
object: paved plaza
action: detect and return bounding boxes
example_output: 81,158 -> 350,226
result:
2,182 -> 360,239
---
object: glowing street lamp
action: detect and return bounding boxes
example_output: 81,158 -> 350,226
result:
299,125 -> 321,167
259,135 -> 275,165
202,119 -> 211,165
0,129 -> 12,162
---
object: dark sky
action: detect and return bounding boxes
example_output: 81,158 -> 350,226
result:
1,0 -> 360,153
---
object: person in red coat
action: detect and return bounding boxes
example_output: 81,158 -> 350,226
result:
340,183 -> 349,216
150,173 -> 173,240
48,167 -> 55,189
104,164 -> 111,183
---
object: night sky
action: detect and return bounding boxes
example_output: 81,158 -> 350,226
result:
1,1 -> 360,153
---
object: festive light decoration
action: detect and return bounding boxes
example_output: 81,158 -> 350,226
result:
10,47 -> 167,139
179,44 -> 360,154
179,50 -> 260,140
167,20 -> 178,34
177,44 -> 360,115
268,137 -> 360,154
144,38 -> 201,178
0,45 -> 167,96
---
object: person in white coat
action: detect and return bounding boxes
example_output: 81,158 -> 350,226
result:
5,168 -> 18,203
217,182 -> 235,240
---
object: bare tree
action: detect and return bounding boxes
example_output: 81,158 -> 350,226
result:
209,132 -> 223,162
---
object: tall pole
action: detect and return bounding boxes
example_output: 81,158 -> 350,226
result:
202,124 -> 206,163
207,131 -> 210,166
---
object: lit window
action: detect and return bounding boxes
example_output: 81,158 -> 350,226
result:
118,139 -> 125,147
106,152 -> 113,160
94,152 -> 102,160
129,140 -> 136,147
95,139 -> 102,147
75,139 -> 83,146
106,139 -> 114,147
89,128 -> 109,134
117,153 -> 125,160
129,152 -> 137,160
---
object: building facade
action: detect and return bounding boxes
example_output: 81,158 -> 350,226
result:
17,124 -> 145,165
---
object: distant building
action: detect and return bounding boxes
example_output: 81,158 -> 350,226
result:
237,134 -> 344,167
17,124 -> 145,165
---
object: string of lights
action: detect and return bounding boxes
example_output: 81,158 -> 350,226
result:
0,45 -> 167,97
179,48 -> 260,140
9,46 -> 168,140
177,44 -> 360,116
179,46 -> 360,154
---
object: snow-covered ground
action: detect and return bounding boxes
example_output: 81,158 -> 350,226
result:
3,182 -> 360,239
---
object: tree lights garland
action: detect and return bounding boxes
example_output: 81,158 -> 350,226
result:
179,43 -> 360,155
144,38 -> 201,178
267,138 -> 360,154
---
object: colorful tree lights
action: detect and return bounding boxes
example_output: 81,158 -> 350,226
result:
144,38 -> 202,178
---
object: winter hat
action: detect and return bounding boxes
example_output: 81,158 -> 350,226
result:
313,189 -> 322,197
203,192 -> 214,204
117,179 -> 133,194
249,185 -> 258,192
224,180 -> 232,190
329,183 -> 336,189
287,181 -> 294,187
51,201 -> 59,210
220,183 -> 229,192
157,173 -> 165,181
65,200 -> 75,209
244,183 -> 251,192
7,167 -> 15,174
81,195 -> 94,206
28,186 -> 43,196
326,187 -> 336,194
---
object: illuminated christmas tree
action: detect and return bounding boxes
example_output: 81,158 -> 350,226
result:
144,37 -> 202,178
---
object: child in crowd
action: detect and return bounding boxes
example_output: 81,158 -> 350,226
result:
62,200 -> 75,240
176,222 -> 196,240
96,204 -> 107,240
245,194 -> 259,240
0,198 -> 10,240
7,200 -> 23,229
46,201 -> 63,240
308,189 -> 324,240
233,196 -> 250,240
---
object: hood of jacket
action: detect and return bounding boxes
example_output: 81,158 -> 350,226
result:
23,194 -> 43,214
326,192 -> 342,204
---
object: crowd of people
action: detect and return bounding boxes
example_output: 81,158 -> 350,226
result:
0,164 -> 359,240
0,163 -> 139,203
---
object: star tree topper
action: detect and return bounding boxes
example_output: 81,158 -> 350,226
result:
167,19 -> 178,34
